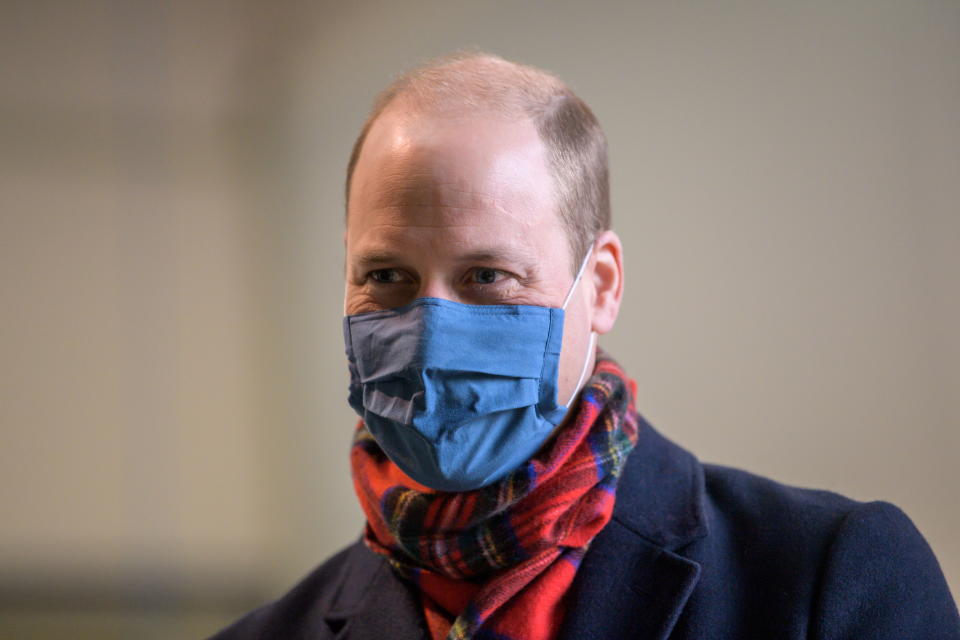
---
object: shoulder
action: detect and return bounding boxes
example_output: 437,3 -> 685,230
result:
808,496 -> 960,638
701,462 -> 862,536
207,539 -> 383,640
700,461 -> 943,563
699,461 -> 941,582
697,463 -> 960,637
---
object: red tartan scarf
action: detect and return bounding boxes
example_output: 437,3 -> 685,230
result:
350,349 -> 640,640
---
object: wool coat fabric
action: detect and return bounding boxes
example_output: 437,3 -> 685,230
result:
210,415 -> 960,639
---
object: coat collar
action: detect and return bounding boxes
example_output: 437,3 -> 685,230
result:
557,413 -> 709,640
611,412 -> 709,548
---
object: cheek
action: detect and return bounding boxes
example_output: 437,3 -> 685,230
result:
344,286 -> 382,315
345,282 -> 418,314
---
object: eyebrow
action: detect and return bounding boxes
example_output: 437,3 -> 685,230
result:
458,248 -> 533,267
354,250 -> 403,266
353,247 -> 538,273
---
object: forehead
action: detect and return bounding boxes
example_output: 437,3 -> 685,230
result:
346,104 -> 568,260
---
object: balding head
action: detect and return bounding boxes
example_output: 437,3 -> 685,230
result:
345,51 -> 610,271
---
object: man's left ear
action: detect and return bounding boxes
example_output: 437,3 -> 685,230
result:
588,230 -> 624,335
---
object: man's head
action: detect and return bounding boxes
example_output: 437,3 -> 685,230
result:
344,51 -> 624,408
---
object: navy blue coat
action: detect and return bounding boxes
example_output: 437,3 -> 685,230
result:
211,416 -> 959,639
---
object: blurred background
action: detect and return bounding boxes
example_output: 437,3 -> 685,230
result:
1,0 -> 958,637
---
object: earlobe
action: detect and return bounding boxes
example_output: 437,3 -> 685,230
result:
589,230 -> 624,335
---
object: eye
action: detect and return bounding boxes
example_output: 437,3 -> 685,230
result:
470,267 -> 501,285
368,268 -> 405,284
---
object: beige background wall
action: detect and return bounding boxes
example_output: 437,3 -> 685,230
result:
1,1 -> 957,636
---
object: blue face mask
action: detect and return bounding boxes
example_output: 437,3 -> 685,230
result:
343,246 -> 596,492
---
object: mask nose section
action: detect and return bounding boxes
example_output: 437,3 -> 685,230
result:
416,277 -> 460,304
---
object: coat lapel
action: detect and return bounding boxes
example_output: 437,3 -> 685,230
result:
557,520 -> 702,640
326,556 -> 428,640
558,415 -> 709,640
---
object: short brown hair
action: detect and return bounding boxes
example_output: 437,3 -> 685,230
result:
345,51 -> 610,272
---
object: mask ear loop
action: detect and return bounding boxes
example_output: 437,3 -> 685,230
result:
566,331 -> 596,406
561,242 -> 598,407
561,243 -> 595,311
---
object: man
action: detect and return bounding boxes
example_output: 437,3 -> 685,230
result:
213,52 -> 958,639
